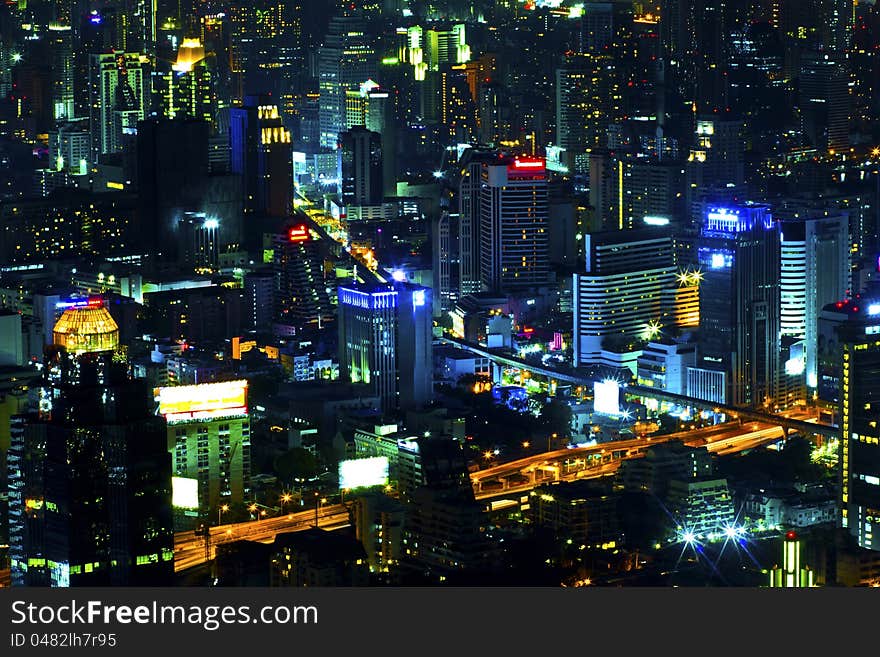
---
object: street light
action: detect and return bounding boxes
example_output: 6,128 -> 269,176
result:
280,493 -> 292,512
218,503 -> 229,526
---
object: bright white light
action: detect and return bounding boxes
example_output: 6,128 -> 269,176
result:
433,170 -> 444,178
681,531 -> 696,544
594,379 -> 621,416
724,526 -> 738,539
785,357 -> 805,376
412,289 -> 426,307
643,215 -> 670,226
391,270 -> 407,282
710,253 -> 726,269
868,304 -> 880,316
172,476 -> 199,509
203,218 -> 219,230
338,457 -> 389,490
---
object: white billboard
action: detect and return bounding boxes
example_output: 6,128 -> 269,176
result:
338,457 -> 389,490
172,476 -> 199,509
593,379 -> 621,416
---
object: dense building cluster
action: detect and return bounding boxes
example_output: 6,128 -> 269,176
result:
0,0 -> 879,588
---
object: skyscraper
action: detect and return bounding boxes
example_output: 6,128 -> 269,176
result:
338,126 -> 383,207
698,205 -> 781,407
829,301 -> 880,552
88,52 -> 148,160
337,281 -> 432,412
457,147 -> 498,297
479,156 -> 550,294
317,15 -> 376,148
573,229 -> 677,367
155,380 -> 251,522
272,222 -> 334,330
229,97 -> 292,218
778,211 -> 850,390
8,298 -> 174,586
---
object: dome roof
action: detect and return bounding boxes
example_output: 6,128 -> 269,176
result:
52,306 -> 119,355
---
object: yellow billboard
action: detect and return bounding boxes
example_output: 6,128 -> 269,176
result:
155,380 -> 248,420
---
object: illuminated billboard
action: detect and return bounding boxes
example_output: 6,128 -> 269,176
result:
338,457 -> 389,490
288,225 -> 310,242
593,379 -> 621,416
155,380 -> 248,423
172,476 -> 199,509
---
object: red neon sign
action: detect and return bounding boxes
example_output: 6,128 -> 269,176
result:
512,158 -> 545,169
288,225 -> 309,242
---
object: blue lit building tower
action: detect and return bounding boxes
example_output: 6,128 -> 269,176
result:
337,282 -> 432,413
697,205 -> 781,407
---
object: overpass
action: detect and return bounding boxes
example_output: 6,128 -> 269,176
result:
439,336 -> 839,439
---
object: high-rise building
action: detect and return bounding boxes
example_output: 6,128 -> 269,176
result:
155,380 -> 251,521
337,281 -> 432,412
798,53 -> 850,154
8,299 -> 173,586
555,52 -> 618,167
317,15 -> 376,148
338,126 -> 383,207
137,117 -> 211,254
88,52 -> 148,161
697,205 -> 781,407
48,23 -> 75,121
229,97 -> 292,218
829,300 -> 880,552
272,222 -> 334,330
479,156 -> 550,293
457,148 -> 498,297
156,38 -> 218,127
778,211 -> 850,389
573,229 -> 677,367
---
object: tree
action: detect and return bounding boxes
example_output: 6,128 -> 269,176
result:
540,399 -> 573,439
274,448 -> 318,485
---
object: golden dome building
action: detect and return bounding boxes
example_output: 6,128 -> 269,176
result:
52,299 -> 119,355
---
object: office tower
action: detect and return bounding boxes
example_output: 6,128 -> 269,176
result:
344,80 -> 397,196
827,301 -> 880,551
697,205 -> 781,407
317,15 -> 376,148
8,299 -> 173,586
798,53 -> 850,154
433,208 -> 453,315
88,52 -> 148,161
338,126 -> 383,207
177,211 -> 220,271
479,156 -> 550,294
573,229 -> 677,367
229,97 -> 292,218
228,0 -> 304,98
779,211 -> 850,390
687,117 -> 746,225
555,52 -> 618,165
137,117 -> 211,254
272,222 -> 334,330
157,38 -> 218,127
660,0 -> 728,112
337,281 -> 432,412
48,23 -> 74,121
621,158 -> 687,229
244,269 -> 275,331
155,380 -> 251,522
457,148 -> 498,297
